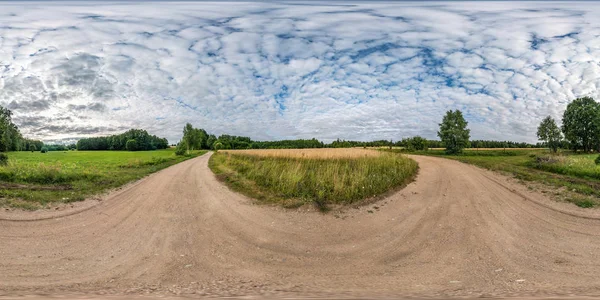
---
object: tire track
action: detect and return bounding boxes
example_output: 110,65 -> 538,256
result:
2,153 -> 600,298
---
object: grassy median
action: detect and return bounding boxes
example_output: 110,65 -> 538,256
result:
209,149 -> 418,211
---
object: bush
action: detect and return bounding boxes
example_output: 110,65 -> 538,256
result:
125,139 -> 138,151
0,153 -> 8,166
175,142 -> 186,156
40,147 -> 48,153
595,155 -> 600,165
404,136 -> 428,151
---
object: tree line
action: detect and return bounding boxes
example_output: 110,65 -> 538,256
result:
175,120 -> 543,155
76,129 -> 169,151
0,106 -> 47,152
537,97 -> 600,153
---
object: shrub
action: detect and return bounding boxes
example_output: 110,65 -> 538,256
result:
213,142 -> 223,151
125,139 -> 138,151
595,155 -> 600,165
40,147 -> 48,153
534,154 -> 566,165
175,142 -> 187,156
404,136 -> 428,151
0,153 -> 8,166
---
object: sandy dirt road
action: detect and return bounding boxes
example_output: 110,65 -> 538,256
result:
2,152 -> 600,299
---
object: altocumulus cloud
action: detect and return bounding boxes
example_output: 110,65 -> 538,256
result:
1,1 -> 599,143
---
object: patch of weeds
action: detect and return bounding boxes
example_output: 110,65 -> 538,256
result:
574,199 -> 595,208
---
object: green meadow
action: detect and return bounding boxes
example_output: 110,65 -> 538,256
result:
0,149 -> 206,210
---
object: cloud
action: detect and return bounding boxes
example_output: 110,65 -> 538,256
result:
1,1 -> 600,143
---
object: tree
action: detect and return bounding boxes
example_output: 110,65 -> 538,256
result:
438,110 -> 470,154
125,139 -> 138,151
562,97 -> 600,152
207,134 -> 217,149
0,106 -> 25,152
182,123 -> 195,152
537,116 -> 562,153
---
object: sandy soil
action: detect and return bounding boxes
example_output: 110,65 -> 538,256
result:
2,153 -> 600,299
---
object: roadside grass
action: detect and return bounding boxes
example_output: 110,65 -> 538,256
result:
532,154 -> 600,180
209,149 -> 418,211
388,148 -> 600,208
0,149 -> 206,209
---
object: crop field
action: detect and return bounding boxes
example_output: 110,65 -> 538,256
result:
210,148 -> 418,210
0,149 -> 206,209
426,147 -> 546,152
221,148 -> 381,158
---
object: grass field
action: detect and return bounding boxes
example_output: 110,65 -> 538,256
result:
391,148 -> 600,208
0,149 -> 206,209
210,149 -> 418,211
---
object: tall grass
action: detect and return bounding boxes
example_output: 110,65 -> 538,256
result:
532,154 -> 600,180
210,149 -> 417,210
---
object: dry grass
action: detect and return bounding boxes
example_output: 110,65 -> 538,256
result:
427,148 -> 546,151
466,148 -> 546,151
221,148 -> 381,159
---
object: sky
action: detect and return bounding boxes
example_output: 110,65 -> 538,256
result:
1,1 -> 599,144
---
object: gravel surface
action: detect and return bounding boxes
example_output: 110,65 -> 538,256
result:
2,153 -> 600,299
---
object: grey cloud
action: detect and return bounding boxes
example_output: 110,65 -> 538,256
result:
14,115 -> 73,128
67,102 -> 107,112
37,124 -> 128,135
53,54 -> 101,87
7,100 -> 50,111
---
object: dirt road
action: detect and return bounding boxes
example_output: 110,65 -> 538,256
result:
2,153 -> 600,298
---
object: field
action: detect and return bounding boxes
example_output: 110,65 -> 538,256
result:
210,148 -> 418,210
222,148 -> 381,158
392,148 -> 600,208
0,149 -> 206,209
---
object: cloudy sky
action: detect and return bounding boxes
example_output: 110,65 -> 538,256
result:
1,1 -> 599,144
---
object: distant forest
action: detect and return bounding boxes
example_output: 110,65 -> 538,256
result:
0,104 -> 547,153
176,123 -> 543,152
76,129 -> 169,151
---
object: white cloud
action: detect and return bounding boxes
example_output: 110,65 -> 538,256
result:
1,1 -> 600,143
